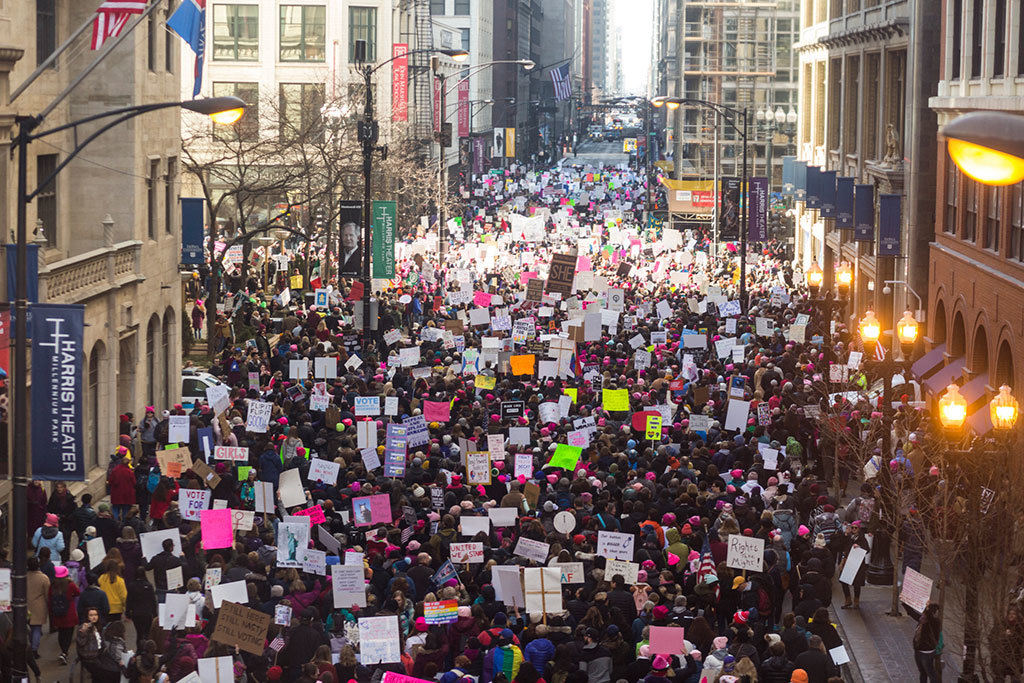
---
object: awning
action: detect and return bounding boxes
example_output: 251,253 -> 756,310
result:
967,405 -> 993,436
923,356 -> 966,395
960,373 -> 990,406
912,344 -> 947,381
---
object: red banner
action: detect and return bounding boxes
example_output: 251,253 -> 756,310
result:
457,79 -> 470,138
433,77 -> 441,134
391,43 -> 408,122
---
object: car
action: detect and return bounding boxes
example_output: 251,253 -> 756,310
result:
181,368 -> 223,409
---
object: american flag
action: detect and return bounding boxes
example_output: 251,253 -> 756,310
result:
91,0 -> 148,50
550,64 -> 572,101
874,340 -> 887,361
269,635 -> 285,652
696,535 -> 719,599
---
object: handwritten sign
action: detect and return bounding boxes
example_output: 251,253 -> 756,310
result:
179,488 -> 211,522
450,542 -> 484,564
294,504 -> 327,525
246,401 -> 272,433
726,534 -> 765,572
597,531 -> 635,562
214,446 -> 248,462
424,600 -> 459,624
211,601 -> 271,655
513,537 -> 550,564
900,567 -> 934,613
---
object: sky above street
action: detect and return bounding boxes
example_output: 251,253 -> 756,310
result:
614,0 -> 654,95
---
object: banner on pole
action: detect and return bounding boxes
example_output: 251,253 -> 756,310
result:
372,201 -> 396,279
836,177 -> 855,229
854,184 -> 875,242
180,198 -> 205,264
805,165 -> 821,209
457,80 -> 470,138
878,194 -> 902,256
505,128 -> 516,158
31,303 -> 86,480
747,176 -> 768,242
718,177 -> 741,241
781,156 -> 796,196
819,170 -> 837,219
391,44 -> 408,122
338,201 -> 363,277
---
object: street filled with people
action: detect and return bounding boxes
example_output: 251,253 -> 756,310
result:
14,157 -> 962,683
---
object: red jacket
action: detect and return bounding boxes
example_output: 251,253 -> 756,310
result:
108,463 -> 137,505
48,580 -> 80,629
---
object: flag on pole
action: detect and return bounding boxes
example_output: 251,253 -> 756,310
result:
875,340 -> 887,361
269,635 -> 285,652
91,0 -> 148,50
696,535 -> 719,599
166,0 -> 206,97
550,64 -> 572,102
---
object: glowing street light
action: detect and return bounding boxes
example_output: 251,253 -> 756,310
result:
944,111 -> 1024,186
990,384 -> 1019,431
938,383 -> 968,430
859,310 -> 881,344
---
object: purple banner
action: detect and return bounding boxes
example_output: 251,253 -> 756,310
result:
878,194 -> 902,256
472,136 -> 486,175
747,176 -> 768,242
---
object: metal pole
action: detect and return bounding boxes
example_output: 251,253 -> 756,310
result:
360,66 -> 374,345
438,72 -> 448,260
740,109 -> 748,313
713,115 -> 720,264
11,118 -> 31,683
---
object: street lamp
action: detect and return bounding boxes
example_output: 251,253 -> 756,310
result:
895,311 -> 919,349
938,383 -> 968,430
990,384 -> 1019,431
805,261 -> 823,293
944,111 -> 1024,186
9,94 -> 245,681
352,41 -> 468,343
859,310 -> 881,345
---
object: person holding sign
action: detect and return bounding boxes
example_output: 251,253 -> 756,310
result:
834,522 -> 870,609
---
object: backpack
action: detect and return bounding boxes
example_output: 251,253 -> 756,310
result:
50,590 -> 70,618
76,625 -> 101,662
147,470 -> 161,493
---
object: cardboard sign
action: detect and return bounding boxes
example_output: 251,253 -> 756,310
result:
140,528 -> 182,560
307,457 -> 341,485
157,449 -> 191,478
211,601 -> 271,655
726,534 -> 765,572
466,452 -> 491,485
840,546 -> 868,585
605,558 -> 639,584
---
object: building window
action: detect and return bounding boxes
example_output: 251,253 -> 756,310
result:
843,56 -> 859,157
349,8 -> 377,62
945,161 -> 959,234
863,53 -> 880,160
165,156 -> 177,235
970,0 -> 982,78
454,0 -> 470,13
1010,182 -> 1024,260
985,186 -> 1001,251
36,0 -> 55,67
993,0 -> 1006,76
213,4 -> 259,61
828,58 -> 841,150
430,0 -> 445,14
212,82 -> 259,137
953,0 -> 962,78
148,159 -> 160,240
964,179 -> 978,242
36,153 -> 57,247
279,83 -> 325,142
279,5 -> 326,62
148,6 -> 159,71
461,29 -> 471,53
165,0 -> 177,71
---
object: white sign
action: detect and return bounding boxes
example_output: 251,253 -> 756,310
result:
168,415 -> 189,443
246,401 -> 273,433
840,546 -> 868,585
332,564 -> 368,608
550,561 -> 585,584
605,558 -> 639,584
253,481 -> 275,514
726,534 -> 765,572
450,542 -> 484,563
597,531 -> 635,561
900,567 -> 934,613
179,488 -> 212,522
308,458 -> 341,485
213,446 -> 248,462
354,396 -> 381,416
358,616 -> 401,664
513,537 -> 551,564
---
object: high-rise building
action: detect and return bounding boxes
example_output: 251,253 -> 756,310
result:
589,0 -> 610,100
0,2 -> 185,511
793,0 -> 939,337
925,0 -> 1024,420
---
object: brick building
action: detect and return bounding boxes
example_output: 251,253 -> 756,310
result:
926,0 -> 1024,431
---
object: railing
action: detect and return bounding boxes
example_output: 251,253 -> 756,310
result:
40,240 -> 142,303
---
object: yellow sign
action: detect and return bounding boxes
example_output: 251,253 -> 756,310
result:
602,389 -> 629,412
563,388 -> 577,403
646,415 -> 663,440
475,375 -> 496,390
505,127 -> 516,158
622,138 -> 637,152
290,275 -> 303,290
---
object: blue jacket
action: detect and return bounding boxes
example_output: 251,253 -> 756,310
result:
258,448 -> 283,486
523,637 -> 555,674
32,525 -> 65,558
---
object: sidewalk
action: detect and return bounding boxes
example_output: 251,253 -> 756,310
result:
831,579 -> 920,682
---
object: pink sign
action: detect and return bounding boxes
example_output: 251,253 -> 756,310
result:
424,400 -> 451,422
353,494 -> 392,527
457,79 -> 470,138
294,504 -> 327,525
392,44 -> 408,122
520,272 -> 539,285
200,508 -> 234,549
649,626 -> 686,655
576,255 -> 592,272
383,673 -> 433,683
473,291 -> 492,307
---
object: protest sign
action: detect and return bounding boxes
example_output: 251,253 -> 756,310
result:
513,537 -> 550,563
840,546 -> 868,585
140,528 -> 182,560
246,401 -> 272,433
211,601 -> 271,655
726,534 -> 765,572
352,494 -> 392,526
450,542 -> 484,564
213,446 -> 248,462
597,531 -> 636,561
551,562 -> 585,584
900,567 -> 934,613
605,558 -> 639,584
308,457 -> 341,485
168,416 -> 189,443
200,509 -> 233,549
278,468 -> 306,508
487,507 -> 518,527
210,580 -> 249,608
358,616 -> 402,664
424,600 -> 459,624
466,452 -> 491,484
649,626 -> 687,656
253,481 -> 274,514
524,567 -> 563,614
460,516 -> 490,538
332,564 -> 368,608
179,488 -> 211,522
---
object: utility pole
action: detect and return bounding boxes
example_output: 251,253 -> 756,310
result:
673,0 -> 685,178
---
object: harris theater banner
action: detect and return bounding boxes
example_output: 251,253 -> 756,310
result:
31,303 -> 85,480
